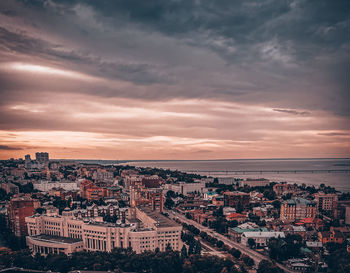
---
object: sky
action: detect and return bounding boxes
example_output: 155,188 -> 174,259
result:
0,0 -> 350,160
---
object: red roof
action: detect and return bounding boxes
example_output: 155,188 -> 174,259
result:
226,213 -> 246,219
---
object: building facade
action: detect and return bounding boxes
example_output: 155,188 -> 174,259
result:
314,192 -> 338,216
25,206 -> 182,256
280,197 -> 316,222
223,192 -> 250,209
8,195 -> 40,236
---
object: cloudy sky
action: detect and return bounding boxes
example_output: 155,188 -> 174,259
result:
0,0 -> 349,160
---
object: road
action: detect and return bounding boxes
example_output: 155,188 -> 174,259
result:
169,210 -> 296,273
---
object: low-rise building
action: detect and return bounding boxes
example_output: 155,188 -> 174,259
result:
228,227 -> 268,243
0,182 -> 19,194
240,178 -> 270,187
223,191 -> 250,209
241,231 -> 285,248
318,229 -> 343,244
226,212 -> 247,223
273,183 -> 295,196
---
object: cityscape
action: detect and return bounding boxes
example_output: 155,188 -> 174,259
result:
0,153 -> 350,273
1,1 -> 350,273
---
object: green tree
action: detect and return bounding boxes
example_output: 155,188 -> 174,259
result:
247,238 -> 256,249
181,245 -> 188,258
258,260 -> 284,273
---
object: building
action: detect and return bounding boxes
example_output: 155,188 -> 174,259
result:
204,191 -> 218,200
79,180 -> 107,201
0,182 -> 19,194
223,191 -> 250,209
33,180 -> 79,192
241,231 -> 285,248
226,212 -> 247,223
25,206 -> 182,256
72,204 -> 127,219
8,195 -> 40,236
93,170 -> 114,182
35,152 -> 49,164
212,195 -> 224,206
280,197 -> 316,222
240,178 -> 270,187
228,227 -> 268,243
217,177 -> 237,185
314,192 -> 338,216
318,229 -> 343,244
273,183 -> 295,196
165,181 -> 206,195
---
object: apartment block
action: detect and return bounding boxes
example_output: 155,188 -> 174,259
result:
280,197 -> 316,222
8,195 -> 40,236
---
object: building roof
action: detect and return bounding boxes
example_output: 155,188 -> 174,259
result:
230,227 -> 268,234
29,234 -> 82,244
242,231 -> 285,238
286,197 -> 315,206
138,206 -> 181,228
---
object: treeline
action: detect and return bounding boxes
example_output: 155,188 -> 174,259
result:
0,248 -> 243,273
181,223 -> 256,269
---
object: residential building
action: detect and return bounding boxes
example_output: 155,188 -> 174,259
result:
0,182 -> 19,194
223,191 -> 250,209
226,213 -> 247,223
165,181 -> 206,195
240,178 -> 270,187
35,152 -> 49,164
33,180 -> 79,192
280,197 -> 316,222
318,229 -> 343,244
273,183 -> 295,196
79,180 -> 107,201
8,195 -> 40,236
314,192 -> 338,216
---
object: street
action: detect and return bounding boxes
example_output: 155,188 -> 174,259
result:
169,210 -> 296,273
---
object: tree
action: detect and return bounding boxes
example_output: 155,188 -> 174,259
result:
216,240 -> 224,248
194,240 -> 202,255
272,200 -> 281,209
263,189 -> 276,200
258,260 -> 284,273
165,197 -> 175,209
181,245 -> 188,258
230,248 -> 241,259
166,243 -> 172,252
247,238 -> 256,249
242,255 -> 254,267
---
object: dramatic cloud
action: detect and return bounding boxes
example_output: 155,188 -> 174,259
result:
0,0 -> 349,159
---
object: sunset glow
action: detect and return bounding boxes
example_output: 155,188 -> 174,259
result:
0,1 -> 349,160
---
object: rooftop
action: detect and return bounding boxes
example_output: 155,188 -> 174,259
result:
242,231 -> 285,238
138,207 -> 180,228
28,234 -> 82,244
286,197 -> 316,206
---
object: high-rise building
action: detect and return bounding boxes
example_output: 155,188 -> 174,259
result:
35,152 -> 49,164
314,192 -> 338,217
280,197 -> 316,222
8,195 -> 40,236
25,154 -> 31,169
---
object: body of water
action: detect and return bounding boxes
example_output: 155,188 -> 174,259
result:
119,158 -> 350,192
